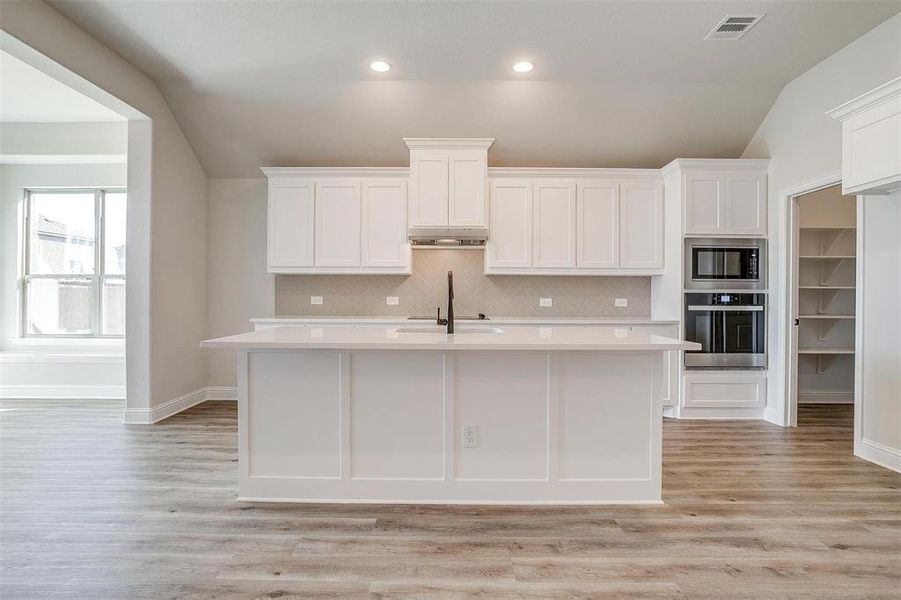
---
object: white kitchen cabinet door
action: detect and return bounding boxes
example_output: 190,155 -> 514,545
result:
448,151 -> 488,227
408,152 -> 449,227
315,180 -> 361,267
724,172 -> 766,236
684,172 -> 724,235
533,181 -> 577,268
488,180 -> 532,268
577,181 -> 619,268
620,181 -> 664,270
361,179 -> 409,268
268,180 -> 314,269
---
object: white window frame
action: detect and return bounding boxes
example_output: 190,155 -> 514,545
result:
21,188 -> 126,338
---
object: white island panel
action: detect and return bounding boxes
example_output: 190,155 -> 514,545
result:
350,352 -> 445,480
454,352 -> 549,481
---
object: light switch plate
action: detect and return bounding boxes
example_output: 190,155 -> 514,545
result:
310,296 -> 323,305
539,297 -> 553,307
386,296 -> 399,306
615,298 -> 628,308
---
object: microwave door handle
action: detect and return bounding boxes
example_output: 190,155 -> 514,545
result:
687,305 -> 764,312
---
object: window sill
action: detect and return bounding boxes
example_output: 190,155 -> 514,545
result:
4,337 -> 125,356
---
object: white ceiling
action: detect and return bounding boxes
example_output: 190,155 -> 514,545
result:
0,50 -> 125,122
47,0 -> 901,177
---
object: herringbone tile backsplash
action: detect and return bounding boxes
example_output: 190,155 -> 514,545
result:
275,250 -> 651,318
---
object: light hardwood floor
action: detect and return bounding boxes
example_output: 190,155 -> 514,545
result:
1,401 -> 899,599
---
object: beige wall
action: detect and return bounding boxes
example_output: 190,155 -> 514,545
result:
742,12 -> 901,460
206,178 -> 273,388
1,1 -> 209,415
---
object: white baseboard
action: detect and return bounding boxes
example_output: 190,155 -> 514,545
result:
0,384 -> 125,400
205,386 -> 237,401
857,438 -> 901,474
798,391 -> 854,404
122,386 -> 237,424
762,404 -> 783,426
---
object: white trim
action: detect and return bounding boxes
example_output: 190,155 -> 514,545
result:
260,167 -> 409,178
853,199 -> 865,457
205,386 -> 237,401
0,384 -> 124,399
826,76 -> 901,121
0,154 -> 127,165
661,158 -> 770,176
403,138 -> 494,149
857,438 -> 901,474
121,386 -> 238,424
778,172 -> 844,428
0,352 -> 124,364
488,167 -> 661,180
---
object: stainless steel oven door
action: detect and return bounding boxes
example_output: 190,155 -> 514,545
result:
684,298 -> 766,369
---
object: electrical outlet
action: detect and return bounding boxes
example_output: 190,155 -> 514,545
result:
539,297 -> 553,307
310,296 -> 323,305
461,424 -> 480,448
386,296 -> 399,306
615,298 -> 628,308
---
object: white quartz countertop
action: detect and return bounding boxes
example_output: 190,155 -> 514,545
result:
202,325 -> 700,351
250,316 -> 680,326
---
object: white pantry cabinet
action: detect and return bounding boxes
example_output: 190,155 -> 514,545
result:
486,176 -> 664,275
828,77 -> 901,195
684,169 -> 767,237
405,138 -> 493,228
263,169 -> 411,274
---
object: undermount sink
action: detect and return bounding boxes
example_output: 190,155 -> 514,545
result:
393,325 -> 504,334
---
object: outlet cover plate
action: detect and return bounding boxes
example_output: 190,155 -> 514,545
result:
539,297 -> 553,308
310,296 -> 323,305
615,298 -> 628,308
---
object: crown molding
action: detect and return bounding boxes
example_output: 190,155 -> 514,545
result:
827,77 -> 901,121
403,138 -> 495,149
260,167 -> 408,178
488,167 -> 661,180
661,158 -> 771,175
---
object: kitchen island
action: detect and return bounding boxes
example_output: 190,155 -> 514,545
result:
202,325 -> 699,504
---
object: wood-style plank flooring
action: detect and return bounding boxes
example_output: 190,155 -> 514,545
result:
1,401 -> 900,599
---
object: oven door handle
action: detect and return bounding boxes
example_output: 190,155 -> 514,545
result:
687,305 -> 764,312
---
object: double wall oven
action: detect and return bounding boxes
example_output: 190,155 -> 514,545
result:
683,239 -> 766,369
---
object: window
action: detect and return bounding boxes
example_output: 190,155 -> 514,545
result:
22,189 -> 126,337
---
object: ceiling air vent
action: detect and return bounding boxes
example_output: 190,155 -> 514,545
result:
705,14 -> 765,40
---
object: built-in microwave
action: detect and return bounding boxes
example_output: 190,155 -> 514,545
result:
684,238 -> 766,290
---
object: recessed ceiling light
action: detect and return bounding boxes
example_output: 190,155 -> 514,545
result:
369,60 -> 391,73
513,61 -> 534,73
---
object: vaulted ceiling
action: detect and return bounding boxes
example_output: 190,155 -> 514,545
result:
47,0 -> 901,177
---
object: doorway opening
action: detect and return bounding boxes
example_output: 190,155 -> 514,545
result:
787,183 -> 859,432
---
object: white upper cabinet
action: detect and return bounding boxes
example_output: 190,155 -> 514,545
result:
488,180 -> 532,268
315,180 -> 361,267
533,181 -> 576,268
620,181 -> 664,269
405,139 -> 493,229
684,168 -> 766,237
449,151 -> 488,226
263,169 -> 411,274
577,181 -> 619,269
408,150 -> 448,227
267,179 -> 314,268
828,77 -> 901,195
486,175 -> 664,275
362,180 -> 409,268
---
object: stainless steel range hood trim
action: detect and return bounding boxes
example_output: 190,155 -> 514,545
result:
408,226 -> 489,246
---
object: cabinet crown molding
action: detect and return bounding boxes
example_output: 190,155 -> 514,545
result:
488,167 -> 661,180
827,76 -> 901,121
661,158 -> 771,176
261,167 -> 408,178
404,138 -> 495,149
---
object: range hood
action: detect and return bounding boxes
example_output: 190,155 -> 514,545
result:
408,226 -> 488,247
